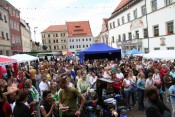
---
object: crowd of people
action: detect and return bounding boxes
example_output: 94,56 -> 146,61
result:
0,55 -> 175,117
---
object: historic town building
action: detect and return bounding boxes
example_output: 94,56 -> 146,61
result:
6,1 -> 22,54
0,1 -> 11,55
108,0 -> 175,53
99,18 -> 109,45
41,25 -> 68,52
66,21 -> 94,53
20,19 -> 32,52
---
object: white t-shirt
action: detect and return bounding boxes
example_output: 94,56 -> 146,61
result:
116,73 -> 124,80
39,81 -> 49,96
145,78 -> 154,88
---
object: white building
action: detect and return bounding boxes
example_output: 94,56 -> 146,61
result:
108,0 -> 175,53
20,19 -> 32,52
0,4 -> 11,55
66,21 -> 94,53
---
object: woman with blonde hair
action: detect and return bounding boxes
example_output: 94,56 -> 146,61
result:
137,72 -> 145,111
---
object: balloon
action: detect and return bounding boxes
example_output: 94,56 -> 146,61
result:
2,67 -> 7,73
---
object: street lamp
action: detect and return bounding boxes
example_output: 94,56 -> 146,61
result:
34,27 -> 38,42
145,0 -> 150,53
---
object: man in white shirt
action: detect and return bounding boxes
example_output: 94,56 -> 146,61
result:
39,74 -> 49,97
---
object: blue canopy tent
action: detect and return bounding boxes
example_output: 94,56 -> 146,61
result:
124,48 -> 144,56
79,43 -> 121,63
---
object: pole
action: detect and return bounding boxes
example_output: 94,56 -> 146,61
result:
145,0 -> 150,53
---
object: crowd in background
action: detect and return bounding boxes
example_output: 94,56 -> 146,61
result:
0,55 -> 175,117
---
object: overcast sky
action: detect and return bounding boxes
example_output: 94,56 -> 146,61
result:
7,0 -> 121,43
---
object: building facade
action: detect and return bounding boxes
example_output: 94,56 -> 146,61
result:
6,1 -> 22,54
108,0 -> 175,53
66,21 -> 94,53
20,19 -> 32,52
0,3 -> 11,55
41,25 -> 68,52
99,18 -> 109,45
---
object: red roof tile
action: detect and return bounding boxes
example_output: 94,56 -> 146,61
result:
112,0 -> 130,14
42,25 -> 67,32
66,21 -> 92,37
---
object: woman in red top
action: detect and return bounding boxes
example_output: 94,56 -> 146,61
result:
0,90 -> 12,117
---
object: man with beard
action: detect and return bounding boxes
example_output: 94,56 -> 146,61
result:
144,85 -> 171,117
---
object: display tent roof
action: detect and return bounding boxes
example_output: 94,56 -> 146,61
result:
11,54 -> 39,63
80,43 -> 121,54
0,56 -> 17,66
125,48 -> 144,56
143,50 -> 175,60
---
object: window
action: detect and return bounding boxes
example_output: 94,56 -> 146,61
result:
6,33 -> 9,40
83,39 -> 84,41
48,34 -> 50,37
122,16 -> 124,24
167,47 -> 174,50
79,45 -> 81,48
151,0 -> 157,12
144,48 -> 149,53
53,34 -> 55,37
56,34 -> 58,37
89,38 -> 91,41
6,50 -> 9,56
141,5 -> 146,16
53,40 -> 55,43
72,45 -> 74,48
143,28 -> 148,38
83,45 -> 85,48
122,34 -> 126,41
1,31 -> 5,39
56,40 -> 58,43
118,35 -> 121,41
167,21 -> 173,35
4,15 -> 7,23
77,45 -> 78,48
112,36 -> 114,43
86,45 -> 88,47
113,22 -> 115,28
154,47 -> 160,50
127,13 -> 130,22
117,19 -> 120,26
110,23 -> 112,29
153,25 -> 159,36
165,0 -> 172,6
54,46 -> 56,49
128,32 -> 132,40
49,40 -> 51,43
72,39 -> 74,42
86,38 -> 88,41
0,50 -> 2,55
0,13 -> 2,20
49,46 -> 51,50
135,31 -> 139,39
133,9 -> 137,19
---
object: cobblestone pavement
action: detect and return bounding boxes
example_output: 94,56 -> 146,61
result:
125,95 -> 172,117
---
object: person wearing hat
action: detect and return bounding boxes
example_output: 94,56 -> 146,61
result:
168,79 -> 175,117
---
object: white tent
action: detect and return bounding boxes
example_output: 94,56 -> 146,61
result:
143,50 -> 175,60
11,54 -> 39,64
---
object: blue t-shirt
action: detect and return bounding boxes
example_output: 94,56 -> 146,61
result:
170,71 -> 175,78
169,85 -> 175,104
